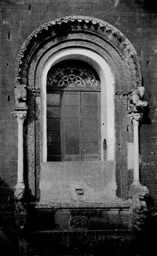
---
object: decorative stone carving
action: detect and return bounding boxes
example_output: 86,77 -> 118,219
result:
14,84 -> 27,108
127,112 -> 142,122
14,110 -> 27,120
127,85 -> 149,232
127,86 -> 148,116
15,15 -> 141,92
14,15 -> 144,200
14,182 -> 27,235
14,185 -> 26,213
47,63 -> 99,89
129,183 -> 149,232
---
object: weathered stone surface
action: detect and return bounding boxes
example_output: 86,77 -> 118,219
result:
1,1 -> 157,254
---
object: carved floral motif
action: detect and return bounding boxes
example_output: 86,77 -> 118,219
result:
47,64 -> 99,89
14,110 -> 27,119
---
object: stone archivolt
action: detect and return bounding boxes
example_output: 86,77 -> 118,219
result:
13,16 -> 149,233
14,15 -> 141,96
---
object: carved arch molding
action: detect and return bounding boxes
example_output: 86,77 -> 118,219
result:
14,16 -> 142,200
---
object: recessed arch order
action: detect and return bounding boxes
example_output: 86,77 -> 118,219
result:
14,16 -> 142,199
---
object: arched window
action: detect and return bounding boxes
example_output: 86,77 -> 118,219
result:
14,16 -> 143,200
46,60 -> 101,161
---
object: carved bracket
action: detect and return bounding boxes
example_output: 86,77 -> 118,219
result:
14,84 -> 27,108
127,86 -> 148,122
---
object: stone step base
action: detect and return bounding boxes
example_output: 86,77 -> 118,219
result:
27,203 -> 131,232
28,229 -> 136,256
27,229 -> 155,256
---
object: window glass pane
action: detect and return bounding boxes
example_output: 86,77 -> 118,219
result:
47,131 -> 60,143
47,94 -> 61,161
84,143 -> 99,154
47,107 -> 60,118
64,118 -> 80,155
83,93 -> 98,106
83,106 -> 98,118
47,94 -> 60,106
62,92 -> 81,158
64,94 -> 80,105
82,92 -> 100,158
47,119 -> 60,131
47,143 -> 61,155
64,106 -> 80,118
46,61 -> 101,162
83,130 -> 98,142
83,119 -> 98,131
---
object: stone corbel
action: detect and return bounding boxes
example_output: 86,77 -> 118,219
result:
128,86 -> 147,110
14,84 -> 27,108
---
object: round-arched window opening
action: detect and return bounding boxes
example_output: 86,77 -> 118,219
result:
46,60 -> 102,162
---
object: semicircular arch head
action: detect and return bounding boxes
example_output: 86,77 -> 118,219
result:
39,47 -> 115,163
14,15 -> 141,109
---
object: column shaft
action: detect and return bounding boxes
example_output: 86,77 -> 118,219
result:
17,119 -> 24,184
133,119 -> 140,184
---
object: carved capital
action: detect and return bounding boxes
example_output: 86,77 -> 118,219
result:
127,112 -> 142,122
14,110 -> 27,121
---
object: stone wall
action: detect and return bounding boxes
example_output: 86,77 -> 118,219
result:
0,0 -> 157,203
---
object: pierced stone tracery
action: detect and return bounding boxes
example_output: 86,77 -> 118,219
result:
47,63 -> 100,89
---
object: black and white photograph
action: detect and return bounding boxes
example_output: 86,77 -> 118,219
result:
0,0 -> 157,255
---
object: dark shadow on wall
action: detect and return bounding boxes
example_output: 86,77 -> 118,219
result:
0,178 -> 19,256
120,0 -> 157,13
131,0 -> 157,12
137,0 -> 157,11
138,194 -> 157,255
